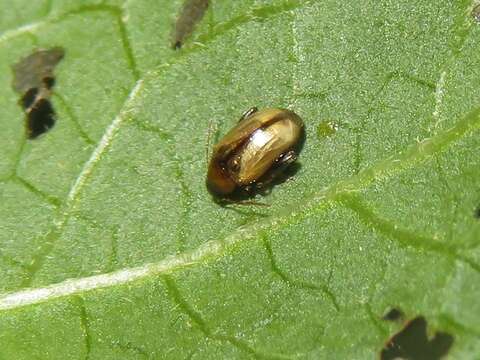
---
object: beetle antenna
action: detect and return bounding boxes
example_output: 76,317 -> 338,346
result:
205,120 -> 212,168
205,118 -> 216,168
235,201 -> 270,207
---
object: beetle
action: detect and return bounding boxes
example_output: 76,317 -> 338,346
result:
206,107 -> 305,203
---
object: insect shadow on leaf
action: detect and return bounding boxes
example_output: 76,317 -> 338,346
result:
381,316 -> 454,360
11,47 -> 64,139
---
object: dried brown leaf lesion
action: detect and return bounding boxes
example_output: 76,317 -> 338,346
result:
12,47 -> 64,139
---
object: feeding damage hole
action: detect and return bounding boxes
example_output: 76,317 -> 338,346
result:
12,47 -> 65,139
172,0 -> 209,49
474,206 -> 480,219
381,316 -> 454,360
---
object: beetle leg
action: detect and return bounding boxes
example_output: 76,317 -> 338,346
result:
239,107 -> 258,122
215,196 -> 269,207
256,150 -> 298,189
277,150 -> 298,165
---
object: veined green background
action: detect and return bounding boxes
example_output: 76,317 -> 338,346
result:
0,0 -> 479,358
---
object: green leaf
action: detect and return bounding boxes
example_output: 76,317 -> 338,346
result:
1,0 -> 479,358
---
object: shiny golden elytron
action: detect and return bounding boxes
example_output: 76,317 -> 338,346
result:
206,107 -> 305,202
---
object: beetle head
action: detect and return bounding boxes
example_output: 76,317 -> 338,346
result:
206,158 -> 236,196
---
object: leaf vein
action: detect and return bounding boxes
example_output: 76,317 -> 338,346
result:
8,175 -> 61,207
52,92 -> 96,146
74,296 -> 92,360
20,79 -> 144,286
163,275 -> 294,360
354,70 -> 436,173
261,235 -> 339,311
0,102 -> 479,309
337,193 -> 480,274
195,0 -> 315,47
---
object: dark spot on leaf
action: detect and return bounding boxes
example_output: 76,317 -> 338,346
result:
173,41 -> 182,50
383,308 -> 404,322
42,76 -> 55,90
26,98 -> 56,139
472,3 -> 480,22
12,47 -> 65,139
474,206 -> 480,219
172,0 -> 209,49
381,316 -> 454,360
21,87 -> 39,110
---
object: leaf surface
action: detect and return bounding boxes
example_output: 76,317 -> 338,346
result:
0,0 -> 479,358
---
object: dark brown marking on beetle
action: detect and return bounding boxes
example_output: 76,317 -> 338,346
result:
227,112 -> 301,180
12,47 -> 65,139
381,316 -> 454,360
217,111 -> 292,167
172,0 -> 209,49
382,308 -> 404,322
258,111 -> 292,129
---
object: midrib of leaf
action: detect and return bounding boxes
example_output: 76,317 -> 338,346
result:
1,101 -> 479,311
